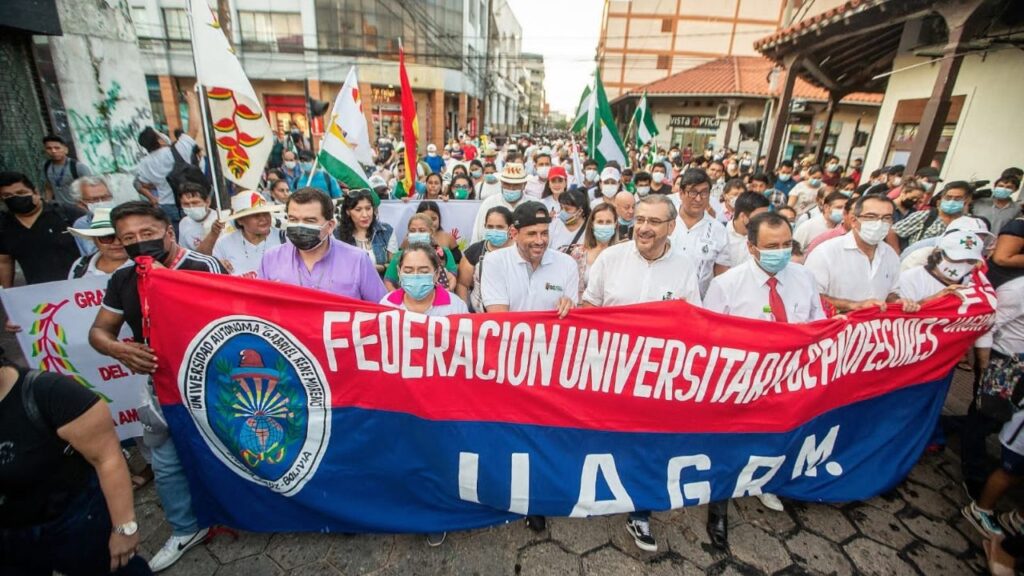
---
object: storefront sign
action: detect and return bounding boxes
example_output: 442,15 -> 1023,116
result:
670,115 -> 721,130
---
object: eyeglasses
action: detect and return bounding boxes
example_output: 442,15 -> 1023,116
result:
857,214 -> 894,223
634,216 -> 671,226
96,235 -> 118,244
684,189 -> 711,199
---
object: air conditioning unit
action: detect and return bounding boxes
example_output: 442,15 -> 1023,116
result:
716,104 -> 731,119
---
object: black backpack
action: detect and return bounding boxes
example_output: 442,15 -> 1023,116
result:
43,158 -> 80,182
166,141 -> 209,209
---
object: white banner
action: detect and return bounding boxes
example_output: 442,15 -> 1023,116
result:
2,277 -> 145,440
378,200 -> 482,253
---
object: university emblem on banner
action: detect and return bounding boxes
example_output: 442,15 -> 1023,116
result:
179,316 -> 330,496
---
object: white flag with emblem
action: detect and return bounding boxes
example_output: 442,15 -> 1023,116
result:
317,66 -> 373,189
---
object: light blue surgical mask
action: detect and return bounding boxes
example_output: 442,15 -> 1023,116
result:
558,210 -> 578,224
593,224 -> 616,242
502,188 -> 523,203
940,199 -> 965,215
400,272 -> 435,300
618,217 -> 633,227
829,209 -> 844,224
407,232 -> 431,245
777,173 -> 792,182
758,247 -> 792,274
839,189 -> 853,198
485,174 -> 498,184
993,187 -> 1014,200
471,169 -> 483,179
300,162 -> 314,172
809,178 -> 822,188
484,228 -> 508,247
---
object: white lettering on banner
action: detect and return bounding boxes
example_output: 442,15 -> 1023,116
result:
0,276 -> 145,440
322,311 -> 988,407
459,428 -> 847,515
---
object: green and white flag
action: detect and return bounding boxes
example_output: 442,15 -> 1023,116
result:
632,92 -> 659,148
571,85 -> 592,134
316,66 -> 373,190
585,70 -> 627,170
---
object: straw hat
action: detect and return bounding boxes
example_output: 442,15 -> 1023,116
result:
499,162 -> 527,184
226,191 -> 283,221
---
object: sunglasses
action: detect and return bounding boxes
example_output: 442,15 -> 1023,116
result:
96,235 -> 118,244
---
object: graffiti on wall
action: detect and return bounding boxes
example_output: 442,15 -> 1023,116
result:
68,82 -> 150,173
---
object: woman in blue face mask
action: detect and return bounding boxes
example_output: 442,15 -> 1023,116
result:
416,200 -> 463,263
456,206 -> 513,312
382,213 -> 459,292
548,189 -> 590,253
567,203 -> 620,303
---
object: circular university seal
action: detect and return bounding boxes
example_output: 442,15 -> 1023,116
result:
178,315 -> 331,496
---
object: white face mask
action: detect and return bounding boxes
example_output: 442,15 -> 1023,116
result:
183,206 -> 210,222
536,166 -> 550,179
652,172 -> 666,184
585,169 -> 598,182
635,186 -> 651,197
86,200 -> 113,215
601,183 -> 618,198
857,220 -> 891,245
284,160 -> 297,169
938,258 -> 975,283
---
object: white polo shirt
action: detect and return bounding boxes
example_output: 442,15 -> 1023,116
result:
667,210 -> 729,296
471,194 -> 523,244
178,209 -> 220,251
480,245 -> 580,311
704,259 -> 825,323
898,265 -> 948,302
582,240 -> 701,307
794,215 -> 832,248
717,221 -> 750,268
804,231 -> 901,301
213,229 -> 284,278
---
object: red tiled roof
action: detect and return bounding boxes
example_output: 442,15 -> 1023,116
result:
754,0 -> 888,52
625,56 -> 882,105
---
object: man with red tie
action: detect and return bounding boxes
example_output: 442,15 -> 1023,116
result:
702,211 -> 826,550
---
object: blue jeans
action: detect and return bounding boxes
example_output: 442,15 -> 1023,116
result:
159,203 -> 182,238
139,388 -> 200,536
0,474 -> 153,576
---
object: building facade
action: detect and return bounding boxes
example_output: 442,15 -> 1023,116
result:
130,0 -> 495,152
597,0 -> 849,100
522,52 -> 547,133
485,0 -> 523,135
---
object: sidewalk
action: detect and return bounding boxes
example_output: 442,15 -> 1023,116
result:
128,369 -> 996,576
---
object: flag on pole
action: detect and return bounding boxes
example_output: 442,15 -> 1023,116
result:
188,0 -> 272,190
632,92 -> 659,148
570,136 -> 585,187
586,70 -> 627,170
570,85 -> 592,134
316,66 -> 373,190
398,43 -> 419,195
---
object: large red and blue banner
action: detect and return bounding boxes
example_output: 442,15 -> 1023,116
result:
142,268 -> 995,533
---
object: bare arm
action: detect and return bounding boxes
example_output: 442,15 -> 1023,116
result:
185,90 -> 201,141
89,307 -> 157,374
58,401 -> 138,569
455,258 -> 474,303
195,219 -> 225,256
822,295 -> 887,313
0,254 -> 14,288
992,235 -> 1024,269
485,304 -> 511,313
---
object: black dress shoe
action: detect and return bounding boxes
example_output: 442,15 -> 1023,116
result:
706,502 -> 728,550
525,515 -> 546,532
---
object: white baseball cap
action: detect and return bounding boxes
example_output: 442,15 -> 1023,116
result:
937,229 -> 984,261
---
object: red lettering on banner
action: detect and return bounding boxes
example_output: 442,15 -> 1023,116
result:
118,409 -> 139,425
99,364 -> 130,381
74,289 -> 105,308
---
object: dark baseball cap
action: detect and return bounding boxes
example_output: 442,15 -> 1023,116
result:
915,166 -> 942,181
511,201 -> 551,228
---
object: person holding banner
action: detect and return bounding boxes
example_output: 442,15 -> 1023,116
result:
0,359 -> 151,576
89,201 -> 226,572
581,193 -> 702,552
702,211 -> 827,549
213,193 -> 285,278
260,188 -> 386,302
67,207 -> 132,279
457,206 -> 514,312
471,163 -> 530,244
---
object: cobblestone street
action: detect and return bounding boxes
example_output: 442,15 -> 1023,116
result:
129,370 -> 1004,576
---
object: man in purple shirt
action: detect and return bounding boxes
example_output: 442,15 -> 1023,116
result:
259,187 -> 386,301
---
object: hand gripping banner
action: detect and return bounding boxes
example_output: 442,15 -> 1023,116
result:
141,267 -> 996,533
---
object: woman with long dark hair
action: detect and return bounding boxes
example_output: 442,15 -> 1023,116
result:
336,190 -> 396,274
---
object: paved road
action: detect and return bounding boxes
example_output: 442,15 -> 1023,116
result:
123,370 -> 1002,576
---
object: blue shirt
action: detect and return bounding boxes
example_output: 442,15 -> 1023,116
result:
424,155 -> 445,174
773,177 -> 797,197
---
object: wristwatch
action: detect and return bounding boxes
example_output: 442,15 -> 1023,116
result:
113,520 -> 139,536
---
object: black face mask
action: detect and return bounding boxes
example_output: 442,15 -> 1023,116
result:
900,198 -> 918,210
125,238 -> 169,263
285,223 -> 326,252
5,195 -> 36,215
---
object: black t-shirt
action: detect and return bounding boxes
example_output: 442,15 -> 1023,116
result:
0,368 -> 99,528
988,218 -> 1024,289
102,249 -> 224,341
464,240 -> 486,267
0,203 -> 86,285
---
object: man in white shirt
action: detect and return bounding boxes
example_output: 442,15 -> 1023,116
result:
583,194 -> 701,308
717,191 -> 770,268
703,211 -> 826,548
582,194 -> 700,554
669,168 -> 729,296
177,182 -> 224,255
481,201 -> 577,317
805,194 -> 920,313
794,191 -> 847,248
213,192 -> 284,278
471,163 -> 530,243
524,151 -> 551,199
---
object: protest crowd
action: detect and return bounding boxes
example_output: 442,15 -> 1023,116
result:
1,37 -> 1024,575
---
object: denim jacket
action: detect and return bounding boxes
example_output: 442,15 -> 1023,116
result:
367,220 -> 393,266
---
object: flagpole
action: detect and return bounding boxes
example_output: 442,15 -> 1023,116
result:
305,108 -> 340,188
185,0 -> 226,213
588,69 -> 597,163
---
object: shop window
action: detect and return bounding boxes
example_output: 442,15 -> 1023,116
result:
884,96 -> 964,168
238,11 -> 304,53
661,18 -> 672,33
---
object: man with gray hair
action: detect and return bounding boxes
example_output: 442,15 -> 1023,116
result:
69,175 -> 116,256
582,192 -> 702,553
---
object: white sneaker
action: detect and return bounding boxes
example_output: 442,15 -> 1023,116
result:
757,493 -> 785,512
148,528 -> 209,572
